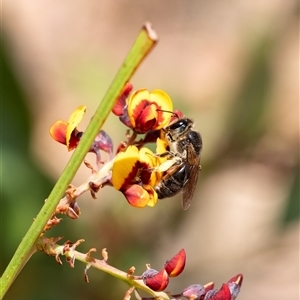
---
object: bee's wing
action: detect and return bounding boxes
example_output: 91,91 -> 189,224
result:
181,146 -> 201,210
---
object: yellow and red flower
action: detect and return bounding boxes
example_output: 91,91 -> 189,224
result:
113,87 -> 174,134
49,106 -> 113,167
111,145 -> 164,208
50,105 -> 87,151
128,89 -> 173,133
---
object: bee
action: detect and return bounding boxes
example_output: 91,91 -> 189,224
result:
154,117 -> 202,210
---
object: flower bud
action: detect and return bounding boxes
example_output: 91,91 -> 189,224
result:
142,268 -> 169,292
164,248 -> 186,277
182,284 -> 206,300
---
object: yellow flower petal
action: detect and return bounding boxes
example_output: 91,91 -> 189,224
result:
149,89 -> 173,129
66,105 -> 86,149
149,89 -> 172,109
143,186 -> 158,207
156,137 -> 169,155
112,146 -> 140,190
139,147 -> 154,164
139,147 -> 162,186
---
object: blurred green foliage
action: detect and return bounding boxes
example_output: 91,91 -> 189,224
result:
282,167 -> 300,225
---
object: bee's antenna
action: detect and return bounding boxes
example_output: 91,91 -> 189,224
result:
156,109 -> 179,119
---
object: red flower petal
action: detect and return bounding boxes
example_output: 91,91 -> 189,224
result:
142,268 -> 169,292
112,82 -> 133,116
68,131 -> 82,151
172,109 -> 184,120
164,248 -> 186,277
131,101 -> 158,132
123,184 -> 150,208
49,120 -> 68,145
205,283 -> 231,300
227,274 -> 243,300
204,281 -> 215,292
227,273 -> 243,287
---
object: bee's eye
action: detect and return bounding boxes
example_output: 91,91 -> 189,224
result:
169,119 -> 188,132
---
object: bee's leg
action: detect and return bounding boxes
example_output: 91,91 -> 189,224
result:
147,156 -> 182,173
151,151 -> 174,159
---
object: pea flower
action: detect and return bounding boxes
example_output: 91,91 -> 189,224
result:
49,105 -> 113,168
50,105 -> 87,151
113,87 -> 173,133
111,145 -> 163,208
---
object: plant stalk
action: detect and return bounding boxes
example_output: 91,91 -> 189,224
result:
0,23 -> 158,299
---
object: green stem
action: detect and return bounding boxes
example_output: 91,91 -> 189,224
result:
0,23 -> 158,299
73,251 -> 170,299
35,237 -> 170,299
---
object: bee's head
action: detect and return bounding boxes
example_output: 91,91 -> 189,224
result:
166,118 -> 194,137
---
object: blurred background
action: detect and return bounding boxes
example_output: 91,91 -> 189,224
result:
1,1 -> 299,299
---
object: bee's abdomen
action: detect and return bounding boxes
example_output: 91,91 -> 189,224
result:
155,165 -> 188,199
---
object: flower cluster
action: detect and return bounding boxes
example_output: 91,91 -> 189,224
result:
136,248 -> 243,299
49,83 -> 244,299
50,83 -> 178,208
180,273 -> 243,300
141,248 -> 186,291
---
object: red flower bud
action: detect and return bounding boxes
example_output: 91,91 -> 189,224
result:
182,284 -> 206,300
164,248 -> 186,277
227,273 -> 243,286
142,268 -> 169,292
204,283 -> 231,300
